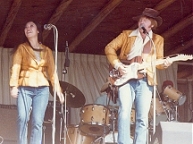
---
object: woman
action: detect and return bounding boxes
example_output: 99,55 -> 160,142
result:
10,21 -> 64,144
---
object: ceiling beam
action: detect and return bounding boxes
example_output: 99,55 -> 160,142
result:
166,38 -> 193,55
162,14 -> 193,39
0,0 -> 22,46
42,0 -> 73,41
69,0 -> 123,52
162,14 -> 193,55
154,0 -> 176,11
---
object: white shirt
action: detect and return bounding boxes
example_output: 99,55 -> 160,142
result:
127,28 -> 153,60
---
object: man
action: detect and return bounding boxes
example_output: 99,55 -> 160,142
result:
105,8 -> 172,144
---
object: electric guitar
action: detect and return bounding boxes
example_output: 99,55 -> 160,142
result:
109,54 -> 193,86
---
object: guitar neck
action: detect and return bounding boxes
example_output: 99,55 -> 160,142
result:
138,54 -> 193,70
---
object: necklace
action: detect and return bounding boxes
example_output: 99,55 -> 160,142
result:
31,47 -> 43,51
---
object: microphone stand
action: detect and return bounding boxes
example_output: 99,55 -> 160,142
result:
49,24 -> 59,144
61,41 -> 70,144
143,30 -> 157,143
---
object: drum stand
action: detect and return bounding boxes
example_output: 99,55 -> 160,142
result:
59,92 -> 68,144
92,111 -> 117,144
111,109 -> 117,143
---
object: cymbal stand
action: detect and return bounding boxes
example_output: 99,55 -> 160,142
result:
174,104 -> 178,121
111,109 -> 117,143
60,91 -> 68,144
189,102 -> 193,122
61,40 -> 70,144
42,125 -> 46,144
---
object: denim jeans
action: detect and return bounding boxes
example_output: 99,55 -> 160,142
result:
117,78 -> 153,144
17,86 -> 49,144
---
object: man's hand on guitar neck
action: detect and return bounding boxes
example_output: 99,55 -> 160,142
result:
163,57 -> 173,68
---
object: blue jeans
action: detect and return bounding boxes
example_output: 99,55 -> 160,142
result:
117,78 -> 153,144
17,86 -> 49,144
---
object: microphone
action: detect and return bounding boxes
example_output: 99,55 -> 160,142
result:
140,25 -> 148,35
44,24 -> 53,30
63,41 -> 70,74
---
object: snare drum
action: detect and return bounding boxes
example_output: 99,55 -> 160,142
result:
79,104 -> 110,136
163,85 -> 186,105
66,125 -> 95,144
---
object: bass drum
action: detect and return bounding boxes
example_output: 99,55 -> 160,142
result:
79,104 -> 110,136
66,125 -> 95,144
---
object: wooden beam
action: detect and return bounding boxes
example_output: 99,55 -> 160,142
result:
0,0 -> 22,46
69,0 -> 123,52
166,38 -> 193,55
154,0 -> 176,11
42,0 -> 73,41
162,14 -> 193,55
162,14 -> 193,39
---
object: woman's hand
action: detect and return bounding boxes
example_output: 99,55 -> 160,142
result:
10,87 -> 18,98
56,91 -> 64,104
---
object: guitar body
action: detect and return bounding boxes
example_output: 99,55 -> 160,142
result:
109,56 -> 145,86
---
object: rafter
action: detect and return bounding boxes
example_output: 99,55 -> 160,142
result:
0,0 -> 22,46
166,38 -> 193,55
42,0 -> 73,41
154,0 -> 176,11
69,0 -> 123,52
162,14 -> 193,39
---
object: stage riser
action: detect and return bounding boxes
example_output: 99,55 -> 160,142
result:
0,107 -> 62,144
0,108 -> 17,143
151,122 -> 193,144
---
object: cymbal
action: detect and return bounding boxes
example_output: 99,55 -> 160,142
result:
49,81 -> 86,108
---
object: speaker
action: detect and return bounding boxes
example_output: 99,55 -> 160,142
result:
0,107 -> 17,144
151,122 -> 193,144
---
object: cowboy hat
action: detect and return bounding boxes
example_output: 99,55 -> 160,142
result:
132,8 -> 163,26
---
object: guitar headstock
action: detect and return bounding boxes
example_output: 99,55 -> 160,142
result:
175,54 -> 193,61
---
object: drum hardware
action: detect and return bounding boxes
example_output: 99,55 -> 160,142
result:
163,85 -> 186,106
49,81 -> 86,108
42,125 -> 46,144
188,102 -> 193,122
149,96 -> 180,127
49,81 -> 86,144
0,136 -> 3,144
66,125 -> 96,144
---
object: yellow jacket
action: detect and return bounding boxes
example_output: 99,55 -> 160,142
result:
105,30 -> 165,85
10,42 -> 61,92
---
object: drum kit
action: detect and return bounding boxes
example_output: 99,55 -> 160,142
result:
45,82 -> 186,144
149,85 -> 186,128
